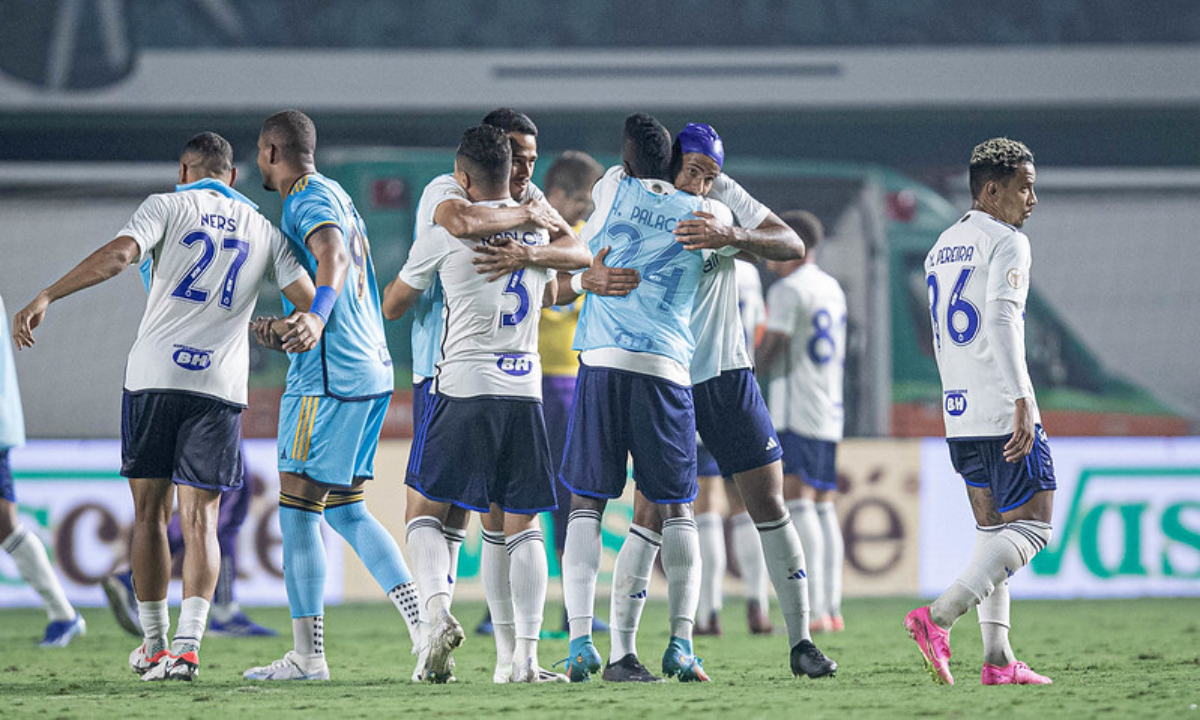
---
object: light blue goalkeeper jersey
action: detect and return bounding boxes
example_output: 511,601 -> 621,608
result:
280,173 -> 393,400
573,174 -> 707,368
410,280 -> 443,381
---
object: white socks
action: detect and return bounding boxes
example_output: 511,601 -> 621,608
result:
173,596 -> 209,653
973,524 -> 1016,666
388,581 -> 422,650
696,512 -> 725,622
482,529 -> 516,675
661,516 -> 700,641
139,598 -> 170,654
563,509 -> 602,640
293,615 -> 325,665
609,524 -> 660,660
757,514 -> 811,646
3,525 -> 75,622
931,519 -> 1053,628
507,527 -> 548,671
815,501 -> 844,619
731,512 -> 768,607
444,526 -> 466,601
788,498 -> 826,618
405,516 -> 452,617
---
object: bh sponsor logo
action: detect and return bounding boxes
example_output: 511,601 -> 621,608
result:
172,345 -> 212,371
944,391 -> 967,416
496,354 -> 533,377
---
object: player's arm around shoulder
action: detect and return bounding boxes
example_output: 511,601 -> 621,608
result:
434,194 -> 556,239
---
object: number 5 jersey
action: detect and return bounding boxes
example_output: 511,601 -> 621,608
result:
398,198 -> 552,400
119,179 -> 308,406
924,209 -> 1041,438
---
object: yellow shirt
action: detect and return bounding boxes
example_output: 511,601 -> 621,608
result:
539,296 -> 582,377
538,219 -> 587,377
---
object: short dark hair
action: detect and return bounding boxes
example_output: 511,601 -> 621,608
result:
780,209 -> 824,251
545,150 -> 603,195
181,132 -> 233,176
623,113 -> 672,181
261,109 -> 317,160
968,137 -> 1034,199
457,124 -> 512,193
482,108 -> 538,137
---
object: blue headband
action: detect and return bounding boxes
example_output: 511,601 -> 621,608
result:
677,122 -> 724,168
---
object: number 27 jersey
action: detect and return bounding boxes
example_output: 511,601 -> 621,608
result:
119,183 -> 307,406
925,210 -> 1040,438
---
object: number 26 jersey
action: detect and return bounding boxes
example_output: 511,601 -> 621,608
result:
925,210 -> 1041,438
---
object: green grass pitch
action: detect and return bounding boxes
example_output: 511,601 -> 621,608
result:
2,597 -> 1198,718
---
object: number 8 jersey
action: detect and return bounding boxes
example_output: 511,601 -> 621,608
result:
925,210 -> 1041,438
119,179 -> 308,406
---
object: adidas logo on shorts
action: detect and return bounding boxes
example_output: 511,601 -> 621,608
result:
765,437 -> 779,451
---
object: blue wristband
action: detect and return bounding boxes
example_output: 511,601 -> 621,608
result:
310,285 -> 338,326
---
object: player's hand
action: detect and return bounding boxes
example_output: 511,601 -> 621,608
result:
12,292 -> 51,350
675,210 -> 735,251
250,316 -> 284,352
525,198 -> 565,230
473,240 -> 532,282
1004,398 -> 1036,463
280,312 -> 324,354
582,246 -> 640,297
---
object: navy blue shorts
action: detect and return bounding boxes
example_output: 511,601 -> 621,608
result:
543,374 -> 578,552
696,443 -> 722,478
412,377 -> 434,429
560,363 -> 697,504
779,432 -> 838,491
407,393 -> 557,515
121,390 -> 243,492
0,449 -> 14,503
694,368 -> 783,477
947,424 -> 1057,513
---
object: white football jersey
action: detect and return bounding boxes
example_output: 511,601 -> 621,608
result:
410,174 -> 545,384
119,184 -> 307,406
688,174 -> 768,385
765,263 -> 847,441
0,295 -> 25,450
710,173 -> 770,231
689,235 -> 750,385
736,258 -> 766,351
399,198 -> 551,399
925,210 -> 1040,438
